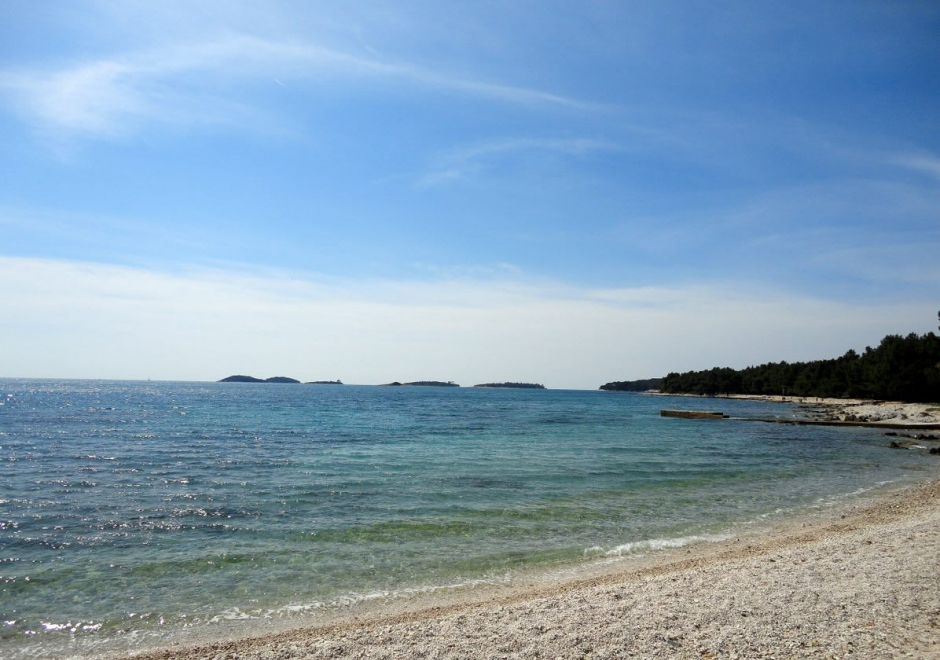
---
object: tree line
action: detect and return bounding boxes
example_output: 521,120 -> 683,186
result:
599,378 -> 663,392
660,332 -> 940,403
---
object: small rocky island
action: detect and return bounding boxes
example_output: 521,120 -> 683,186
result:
382,381 -> 460,387
474,382 -> 546,389
306,380 -> 343,385
218,375 -> 301,383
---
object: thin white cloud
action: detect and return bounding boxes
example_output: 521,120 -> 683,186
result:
893,152 -> 940,183
610,174 -> 940,259
806,243 -> 940,287
418,137 -> 620,187
0,34 -> 599,140
1,257 -> 934,388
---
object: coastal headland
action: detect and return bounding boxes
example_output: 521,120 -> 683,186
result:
130,479 -> 940,659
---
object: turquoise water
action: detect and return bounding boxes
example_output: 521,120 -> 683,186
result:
0,380 -> 931,657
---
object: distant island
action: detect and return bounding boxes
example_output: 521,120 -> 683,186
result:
382,381 -> 460,387
599,378 -> 663,392
474,382 -> 546,389
218,375 -> 301,383
306,380 -> 343,385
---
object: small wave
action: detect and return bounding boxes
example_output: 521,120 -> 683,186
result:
208,607 -> 264,623
735,506 -> 793,527
811,479 -> 897,508
39,620 -> 102,633
760,507 -> 785,519
584,532 -> 731,558
207,575 -> 511,624
329,575 -> 510,607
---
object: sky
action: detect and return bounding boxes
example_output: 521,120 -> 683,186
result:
1,1 -> 938,388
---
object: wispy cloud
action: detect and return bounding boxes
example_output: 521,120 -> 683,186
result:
0,204 -> 223,257
1,257 -> 934,387
892,152 -> 940,183
418,137 -> 620,187
0,34 -> 599,141
601,171 -> 940,296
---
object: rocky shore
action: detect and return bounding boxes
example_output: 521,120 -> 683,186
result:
683,393 -> 940,426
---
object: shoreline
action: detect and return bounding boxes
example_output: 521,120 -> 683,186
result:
128,478 -> 940,659
652,392 -> 940,428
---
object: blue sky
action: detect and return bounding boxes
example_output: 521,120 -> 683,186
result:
1,2 -> 938,387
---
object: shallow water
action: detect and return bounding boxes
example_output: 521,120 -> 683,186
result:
0,380 -> 930,657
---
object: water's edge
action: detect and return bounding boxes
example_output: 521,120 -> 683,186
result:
1,380 -> 934,658
123,475 -> 933,660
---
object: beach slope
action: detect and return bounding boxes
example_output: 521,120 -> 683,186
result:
133,480 -> 940,659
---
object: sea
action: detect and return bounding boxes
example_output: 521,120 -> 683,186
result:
0,379 -> 933,658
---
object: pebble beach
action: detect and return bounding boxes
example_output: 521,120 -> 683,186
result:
132,479 -> 940,659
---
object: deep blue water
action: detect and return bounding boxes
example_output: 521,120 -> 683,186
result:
0,379 -> 931,657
